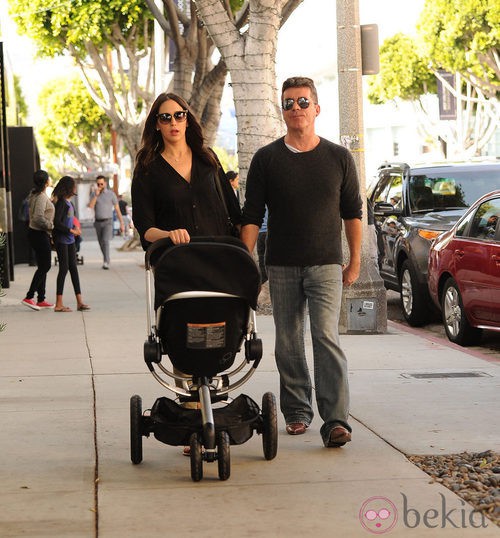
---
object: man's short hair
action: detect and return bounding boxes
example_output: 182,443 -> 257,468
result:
226,171 -> 238,181
96,175 -> 107,182
281,76 -> 318,104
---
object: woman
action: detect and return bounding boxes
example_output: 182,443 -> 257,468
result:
131,92 -> 240,250
22,170 -> 55,310
132,93 -> 241,453
52,176 -> 90,312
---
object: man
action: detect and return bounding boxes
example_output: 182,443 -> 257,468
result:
88,175 -> 124,269
241,76 -> 362,448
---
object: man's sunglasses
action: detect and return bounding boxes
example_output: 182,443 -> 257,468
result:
282,97 -> 312,111
156,110 -> 188,124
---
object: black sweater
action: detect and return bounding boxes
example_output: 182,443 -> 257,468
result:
242,137 -> 362,266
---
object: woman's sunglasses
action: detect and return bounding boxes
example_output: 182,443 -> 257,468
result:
156,110 -> 188,124
282,97 -> 311,111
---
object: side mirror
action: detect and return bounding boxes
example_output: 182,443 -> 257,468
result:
374,202 -> 402,216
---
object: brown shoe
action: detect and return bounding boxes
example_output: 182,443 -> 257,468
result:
326,426 -> 351,447
286,422 -> 307,435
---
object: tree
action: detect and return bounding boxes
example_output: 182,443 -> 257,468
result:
368,1 -> 499,158
12,75 -> 28,125
37,76 -> 112,173
418,0 -> 499,98
367,34 -> 436,104
191,0 -> 303,181
9,0 -> 155,158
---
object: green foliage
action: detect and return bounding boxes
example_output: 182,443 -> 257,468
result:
8,0 -> 152,58
213,146 -> 238,174
368,34 -> 436,104
417,0 -> 499,96
13,75 -> 28,124
369,0 -> 499,104
230,0 -> 245,12
37,76 -> 112,166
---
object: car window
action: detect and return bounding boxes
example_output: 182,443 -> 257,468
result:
409,167 -> 500,212
455,211 -> 474,237
373,172 -> 403,205
468,197 -> 500,240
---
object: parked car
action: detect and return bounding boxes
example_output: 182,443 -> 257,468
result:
428,190 -> 500,345
368,162 -> 500,326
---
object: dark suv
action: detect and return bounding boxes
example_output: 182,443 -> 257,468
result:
368,162 -> 500,326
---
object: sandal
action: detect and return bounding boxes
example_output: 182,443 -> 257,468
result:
77,304 -> 91,311
286,422 -> 308,435
54,306 -> 72,312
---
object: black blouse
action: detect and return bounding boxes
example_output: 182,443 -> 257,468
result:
131,153 -> 241,250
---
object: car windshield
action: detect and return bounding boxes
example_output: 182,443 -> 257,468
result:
409,168 -> 499,212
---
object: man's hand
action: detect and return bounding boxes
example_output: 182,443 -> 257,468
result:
342,261 -> 360,287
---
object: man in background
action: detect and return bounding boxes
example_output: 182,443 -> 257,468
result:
88,175 -> 124,269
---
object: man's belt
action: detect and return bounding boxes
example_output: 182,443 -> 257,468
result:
95,218 -> 112,222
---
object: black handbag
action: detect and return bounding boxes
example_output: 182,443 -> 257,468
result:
213,167 -> 240,238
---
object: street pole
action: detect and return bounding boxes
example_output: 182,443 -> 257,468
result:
336,0 -> 387,334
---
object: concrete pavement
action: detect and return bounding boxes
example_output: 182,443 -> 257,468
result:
1,233 -> 499,537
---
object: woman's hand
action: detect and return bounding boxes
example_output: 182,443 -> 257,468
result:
168,228 -> 190,244
71,227 -> 81,236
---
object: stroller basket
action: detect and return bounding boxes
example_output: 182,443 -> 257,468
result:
150,394 -> 261,446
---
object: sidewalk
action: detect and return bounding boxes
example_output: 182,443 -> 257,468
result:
1,236 -> 499,537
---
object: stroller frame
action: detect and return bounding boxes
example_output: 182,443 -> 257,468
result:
130,237 -> 278,481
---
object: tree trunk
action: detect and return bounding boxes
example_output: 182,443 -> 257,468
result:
193,0 -> 299,185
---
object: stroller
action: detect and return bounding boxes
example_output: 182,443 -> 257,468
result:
130,236 -> 278,481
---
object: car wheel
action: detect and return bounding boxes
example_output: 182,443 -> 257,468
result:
399,259 -> 430,327
441,278 -> 482,346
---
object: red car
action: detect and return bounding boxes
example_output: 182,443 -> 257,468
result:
428,190 -> 500,346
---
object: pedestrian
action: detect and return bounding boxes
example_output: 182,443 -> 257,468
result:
241,76 -> 362,448
226,170 -> 240,204
21,169 -> 55,310
88,175 -> 124,269
131,92 -> 240,250
131,92 -> 241,454
52,176 -> 90,312
118,194 -> 131,237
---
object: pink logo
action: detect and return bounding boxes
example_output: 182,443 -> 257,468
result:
359,497 -> 398,534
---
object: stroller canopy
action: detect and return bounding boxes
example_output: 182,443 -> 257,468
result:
148,237 -> 261,311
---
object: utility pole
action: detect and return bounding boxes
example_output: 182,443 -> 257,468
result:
336,0 -> 387,334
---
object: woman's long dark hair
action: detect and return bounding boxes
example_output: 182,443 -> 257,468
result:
134,93 -> 218,173
52,176 -> 75,202
31,170 -> 49,194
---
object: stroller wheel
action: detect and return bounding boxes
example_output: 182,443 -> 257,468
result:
261,392 -> 278,460
130,395 -> 143,464
217,431 -> 231,481
189,432 -> 203,482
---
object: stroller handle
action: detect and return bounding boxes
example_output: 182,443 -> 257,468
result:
144,235 -> 249,270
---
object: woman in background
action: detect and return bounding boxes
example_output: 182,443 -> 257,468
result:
22,170 -> 55,310
52,176 -> 90,312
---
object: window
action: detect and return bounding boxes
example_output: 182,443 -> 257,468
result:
467,198 -> 500,239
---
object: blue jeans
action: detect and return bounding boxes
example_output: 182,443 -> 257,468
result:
267,265 -> 350,443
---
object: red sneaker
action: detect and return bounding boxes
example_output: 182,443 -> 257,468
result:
36,301 -> 55,309
22,298 -> 40,310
